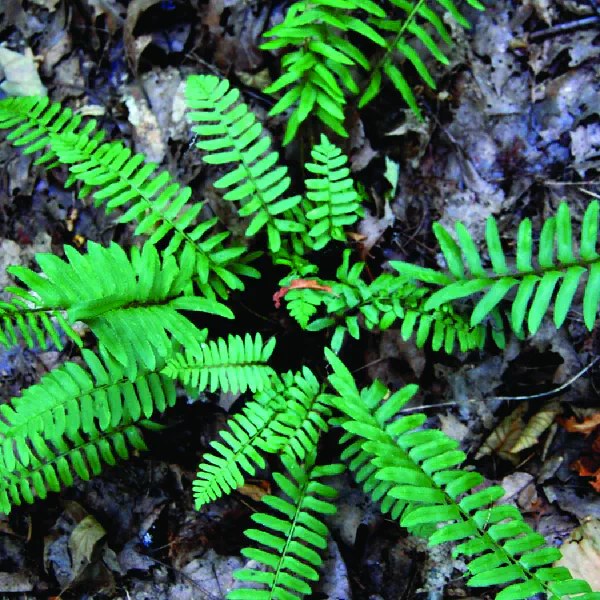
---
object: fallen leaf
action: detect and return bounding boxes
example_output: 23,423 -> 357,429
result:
0,47 -> 47,96
510,400 -> 561,453
68,515 -> 107,580
475,403 -> 526,464
273,279 -> 335,309
556,518 -> 600,591
237,480 -> 271,502
561,412 -> 600,435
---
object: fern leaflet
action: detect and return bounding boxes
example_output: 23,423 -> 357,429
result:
391,201 -> 600,335
162,333 -> 277,394
325,349 -> 599,600
7,241 -> 228,379
229,452 -> 344,600
186,75 -> 306,253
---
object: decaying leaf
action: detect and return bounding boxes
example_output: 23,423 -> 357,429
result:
237,480 -> 271,502
511,400 -> 561,453
562,412 -> 600,435
68,515 -> 107,580
475,403 -> 527,464
556,518 -> 600,592
273,279 -> 335,309
0,47 -> 46,97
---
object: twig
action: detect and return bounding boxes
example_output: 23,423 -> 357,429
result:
529,16 -> 599,42
491,356 -> 600,402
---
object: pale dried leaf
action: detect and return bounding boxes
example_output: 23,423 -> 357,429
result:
556,518 -> 600,592
68,515 -> 106,580
0,47 -> 46,96
510,400 -> 561,453
475,403 -> 526,463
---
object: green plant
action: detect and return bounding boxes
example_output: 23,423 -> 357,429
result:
0,70 -> 599,600
261,0 -> 485,143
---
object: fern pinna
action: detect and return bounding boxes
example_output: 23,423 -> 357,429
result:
0,96 -> 258,300
0,348 -> 176,514
325,349 -> 600,600
192,366 -> 332,509
261,0 -> 485,142
229,452 -> 344,600
7,241 -> 231,380
391,201 -> 600,336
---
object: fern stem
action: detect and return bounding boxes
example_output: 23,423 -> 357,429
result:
359,0 -> 427,101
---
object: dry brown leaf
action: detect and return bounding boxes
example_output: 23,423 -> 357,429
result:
556,518 -> 600,591
237,480 -> 271,502
475,403 -> 526,464
562,412 -> 600,435
68,515 -> 107,580
510,400 -> 561,453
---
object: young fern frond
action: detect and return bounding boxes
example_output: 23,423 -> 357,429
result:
325,349 -> 598,600
304,134 -> 363,249
8,241 -> 229,379
192,391 -> 287,509
0,293 -> 82,351
229,452 -> 344,600
186,75 -> 306,253
361,0 -> 484,116
162,333 -> 277,394
262,368 -> 332,461
0,96 -> 256,300
304,249 -> 494,353
391,201 -> 600,336
261,0 -> 385,143
0,421 -> 150,515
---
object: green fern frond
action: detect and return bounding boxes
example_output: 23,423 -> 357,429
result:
162,333 -> 277,394
0,95 -> 100,166
0,96 -> 256,299
229,452 -> 344,600
8,241 -> 228,379
185,75 -> 306,253
325,349 -> 599,600
304,134 -> 363,249
0,343 -> 174,514
193,391 -> 288,509
0,292 -> 82,350
0,420 -> 151,515
262,368 -> 333,461
391,201 -> 600,336
261,0 -> 385,143
305,249 -> 492,353
361,0 -> 485,117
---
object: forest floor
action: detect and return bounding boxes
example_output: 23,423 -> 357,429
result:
0,0 -> 600,598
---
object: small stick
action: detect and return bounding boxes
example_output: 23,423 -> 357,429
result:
491,356 -> 600,402
529,15 -> 599,42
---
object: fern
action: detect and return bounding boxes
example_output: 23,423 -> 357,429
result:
229,452 -> 344,600
0,421 -> 151,515
0,293 -> 82,351
162,333 -> 277,394
302,249 -> 494,353
186,75 -> 306,253
361,0 -> 485,116
304,134 -> 364,249
7,241 -> 229,379
325,349 -> 600,600
261,0 -> 386,144
391,201 -> 600,336
261,0 -> 484,141
192,390 -> 287,509
262,368 -> 332,461
0,96 -> 257,300
0,348 -> 177,514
